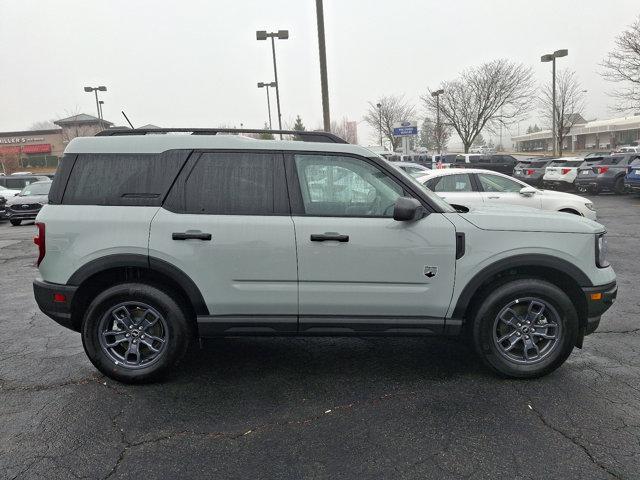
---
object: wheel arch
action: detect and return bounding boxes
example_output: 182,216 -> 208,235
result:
68,254 -> 208,331
453,254 -> 590,332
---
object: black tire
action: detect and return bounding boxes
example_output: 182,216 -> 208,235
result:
471,279 -> 578,379
81,282 -> 194,383
613,176 -> 626,195
9,219 -> 21,226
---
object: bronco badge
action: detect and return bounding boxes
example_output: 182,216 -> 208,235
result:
424,266 -> 438,278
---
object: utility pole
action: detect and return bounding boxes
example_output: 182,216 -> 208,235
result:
315,0 -> 331,132
541,49 -> 568,156
377,103 -> 382,147
431,89 -> 444,154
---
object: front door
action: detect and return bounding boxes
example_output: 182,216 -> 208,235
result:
288,153 -> 457,334
477,172 -> 542,209
149,151 -> 298,334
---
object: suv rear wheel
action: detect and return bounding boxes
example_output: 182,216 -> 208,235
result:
81,283 -> 193,383
471,279 -> 578,378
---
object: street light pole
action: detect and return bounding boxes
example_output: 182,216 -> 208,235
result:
376,103 -> 382,147
98,100 -> 104,122
431,89 -> 445,155
315,0 -> 331,132
84,85 -> 107,131
257,30 -> 288,139
541,49 -> 568,156
258,82 -> 277,130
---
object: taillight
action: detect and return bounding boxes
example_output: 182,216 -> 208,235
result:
525,169 -> 535,175
561,168 -> 571,175
597,166 -> 609,174
34,222 -> 45,267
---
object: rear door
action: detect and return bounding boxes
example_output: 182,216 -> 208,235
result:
149,151 -> 298,334
288,153 -> 456,334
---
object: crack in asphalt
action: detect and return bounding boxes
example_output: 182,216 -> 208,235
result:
511,384 -> 622,480
100,388 -> 420,479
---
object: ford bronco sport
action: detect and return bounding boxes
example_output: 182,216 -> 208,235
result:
33,128 -> 617,383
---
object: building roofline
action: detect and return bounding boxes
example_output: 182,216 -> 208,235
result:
0,128 -> 62,137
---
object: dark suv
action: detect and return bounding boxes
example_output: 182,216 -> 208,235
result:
0,174 -> 49,190
513,158 -> 554,187
458,154 -> 519,175
575,153 -> 640,194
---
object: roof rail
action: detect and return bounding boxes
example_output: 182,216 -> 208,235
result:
95,128 -> 348,144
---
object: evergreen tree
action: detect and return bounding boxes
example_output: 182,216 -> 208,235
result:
293,115 -> 305,131
259,122 -> 275,139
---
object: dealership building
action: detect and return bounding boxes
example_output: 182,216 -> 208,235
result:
0,114 -> 113,170
512,114 -> 640,152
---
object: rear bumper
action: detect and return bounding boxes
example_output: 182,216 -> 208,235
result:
543,179 -> 574,190
33,279 -> 79,332
514,174 -> 543,186
582,281 -> 617,335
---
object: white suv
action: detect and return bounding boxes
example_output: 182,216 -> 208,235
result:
33,128 -> 617,383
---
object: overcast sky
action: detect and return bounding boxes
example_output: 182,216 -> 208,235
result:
1,0 -> 639,148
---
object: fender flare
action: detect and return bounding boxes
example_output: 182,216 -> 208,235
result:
451,254 -> 592,319
67,254 -> 209,315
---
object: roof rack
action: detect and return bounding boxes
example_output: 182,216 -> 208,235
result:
95,128 -> 348,144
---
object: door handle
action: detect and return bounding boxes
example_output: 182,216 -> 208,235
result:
310,233 -> 349,242
172,231 -> 212,241
487,196 -> 500,199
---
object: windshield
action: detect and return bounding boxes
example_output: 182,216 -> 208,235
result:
19,182 -> 51,196
550,159 -> 582,167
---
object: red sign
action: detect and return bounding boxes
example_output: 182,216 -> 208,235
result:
22,144 -> 51,154
0,146 -> 20,155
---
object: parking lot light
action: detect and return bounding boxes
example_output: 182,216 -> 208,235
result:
257,81 -> 277,130
541,49 -> 568,156
256,29 -> 289,137
83,85 -> 108,130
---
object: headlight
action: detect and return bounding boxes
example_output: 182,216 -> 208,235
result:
596,233 -> 609,268
585,202 -> 595,211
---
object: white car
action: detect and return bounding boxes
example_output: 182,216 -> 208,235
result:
416,168 -> 597,220
542,157 -> 584,190
0,185 -> 20,198
391,162 -> 431,177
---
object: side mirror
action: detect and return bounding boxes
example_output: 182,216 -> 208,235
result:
393,196 -> 424,221
519,186 -> 537,197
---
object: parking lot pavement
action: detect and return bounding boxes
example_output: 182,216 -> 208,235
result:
1,194 -> 639,480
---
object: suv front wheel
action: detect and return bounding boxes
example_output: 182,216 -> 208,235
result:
471,279 -> 578,378
81,283 -> 193,383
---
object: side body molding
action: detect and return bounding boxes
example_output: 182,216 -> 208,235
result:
67,254 -> 209,316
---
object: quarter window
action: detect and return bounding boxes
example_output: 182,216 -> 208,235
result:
294,154 -> 403,217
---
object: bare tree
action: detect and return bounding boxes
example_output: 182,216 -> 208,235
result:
539,69 -> 586,156
422,59 -> 534,153
601,16 -> 640,112
330,117 -> 358,144
29,120 -> 57,130
364,95 -> 416,150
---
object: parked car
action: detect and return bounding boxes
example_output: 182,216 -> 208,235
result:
615,146 -> 639,154
0,184 -> 21,198
623,157 -> 640,194
542,157 -> 585,190
447,154 -> 519,175
416,168 -> 596,219
584,152 -> 611,159
575,153 -> 640,194
0,195 -> 6,220
513,158 -> 554,187
0,174 -> 49,191
391,161 -> 431,177
33,128 -> 615,383
5,180 -> 51,226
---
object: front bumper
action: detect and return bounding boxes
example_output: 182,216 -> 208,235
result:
6,209 -> 40,220
625,180 -> 640,192
582,281 -> 617,335
33,279 -> 79,332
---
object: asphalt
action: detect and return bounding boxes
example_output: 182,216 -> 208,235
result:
1,193 -> 639,480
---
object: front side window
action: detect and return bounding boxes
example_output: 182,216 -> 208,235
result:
478,173 -> 523,192
294,154 -> 402,217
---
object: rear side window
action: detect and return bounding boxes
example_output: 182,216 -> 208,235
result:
62,151 -> 189,206
165,151 -> 287,215
431,174 -> 473,192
